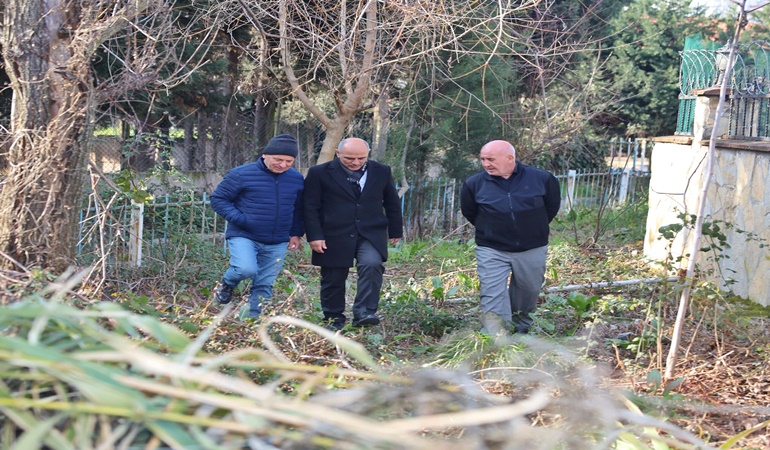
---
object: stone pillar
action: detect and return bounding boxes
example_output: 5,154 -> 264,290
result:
691,87 -> 731,142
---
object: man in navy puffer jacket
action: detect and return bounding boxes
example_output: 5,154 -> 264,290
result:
210,134 -> 305,318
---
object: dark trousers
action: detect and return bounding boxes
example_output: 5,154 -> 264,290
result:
320,238 -> 384,324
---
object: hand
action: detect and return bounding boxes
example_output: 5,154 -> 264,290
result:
389,238 -> 401,246
309,240 -> 327,253
288,236 -> 302,251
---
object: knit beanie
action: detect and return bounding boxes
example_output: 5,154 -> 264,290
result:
262,134 -> 299,158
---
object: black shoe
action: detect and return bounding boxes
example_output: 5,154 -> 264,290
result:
352,314 -> 380,327
326,320 -> 345,331
214,279 -> 235,305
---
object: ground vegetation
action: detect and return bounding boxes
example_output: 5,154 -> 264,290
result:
1,200 -> 768,448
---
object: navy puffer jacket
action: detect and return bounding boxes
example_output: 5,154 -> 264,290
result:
210,158 -> 304,244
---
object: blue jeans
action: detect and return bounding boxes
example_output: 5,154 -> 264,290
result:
222,237 -> 288,318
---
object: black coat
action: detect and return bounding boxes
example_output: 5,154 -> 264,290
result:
461,163 -> 561,253
304,159 -> 403,267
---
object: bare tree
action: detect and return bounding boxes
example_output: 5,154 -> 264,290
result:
0,0 -> 211,271
497,0 -> 625,162
234,0 -> 575,165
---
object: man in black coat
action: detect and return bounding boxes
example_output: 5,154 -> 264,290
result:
304,138 -> 403,330
461,140 -> 561,335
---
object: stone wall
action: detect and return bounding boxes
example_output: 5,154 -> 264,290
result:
644,90 -> 770,305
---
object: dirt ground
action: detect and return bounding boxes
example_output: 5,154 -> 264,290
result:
538,243 -> 770,448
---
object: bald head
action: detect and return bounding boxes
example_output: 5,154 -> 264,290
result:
336,138 -> 370,171
480,140 -> 517,178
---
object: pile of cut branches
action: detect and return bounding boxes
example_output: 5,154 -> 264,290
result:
0,268 -> 719,449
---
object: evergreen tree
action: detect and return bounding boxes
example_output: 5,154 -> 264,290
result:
432,54 -> 517,180
607,0 -> 717,137
92,0 -> 262,172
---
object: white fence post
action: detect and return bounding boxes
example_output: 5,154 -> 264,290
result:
619,168 -> 632,204
129,201 -> 144,267
565,169 -> 577,211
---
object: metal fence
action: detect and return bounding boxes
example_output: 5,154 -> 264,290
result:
677,39 -> 770,139
727,40 -> 770,140
77,193 -> 225,268
677,49 -> 718,135
77,169 -> 650,267
400,178 -> 463,239
90,115 -> 326,176
558,168 -> 649,211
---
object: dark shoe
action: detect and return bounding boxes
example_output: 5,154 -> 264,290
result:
352,314 -> 380,327
214,279 -> 235,305
326,320 -> 345,331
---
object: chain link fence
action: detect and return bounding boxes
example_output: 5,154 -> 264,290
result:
90,112 -> 324,176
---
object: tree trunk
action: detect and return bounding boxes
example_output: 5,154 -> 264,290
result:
316,117 -> 352,165
0,0 -> 92,271
184,117 -> 196,170
252,36 -> 274,152
372,91 -> 390,161
197,111 -> 213,170
276,0 -> 378,166
124,129 -> 155,172
222,43 -> 245,169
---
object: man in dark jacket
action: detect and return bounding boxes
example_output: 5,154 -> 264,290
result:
461,140 -> 560,334
210,134 -> 305,318
304,138 -> 403,330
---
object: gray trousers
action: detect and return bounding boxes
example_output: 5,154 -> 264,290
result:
476,245 -> 548,334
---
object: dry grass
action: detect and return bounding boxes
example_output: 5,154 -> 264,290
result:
1,237 -> 769,449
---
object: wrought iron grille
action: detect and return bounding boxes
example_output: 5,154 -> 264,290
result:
727,40 -> 770,140
677,39 -> 770,140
